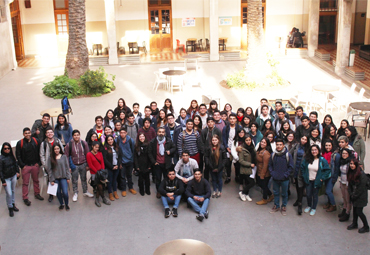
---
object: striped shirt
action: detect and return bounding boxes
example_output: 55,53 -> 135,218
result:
177,130 -> 201,156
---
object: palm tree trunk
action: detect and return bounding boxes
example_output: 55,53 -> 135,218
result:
65,0 -> 89,79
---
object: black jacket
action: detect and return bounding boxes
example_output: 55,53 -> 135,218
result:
201,126 -> 222,150
0,155 -> 19,183
204,145 -> 227,172
102,147 -> 117,171
348,172 -> 368,208
16,138 -> 40,168
295,125 -> 312,141
114,106 -> 132,118
148,138 -> 176,169
185,178 -> 211,199
158,177 -> 184,196
134,144 -> 151,173
31,119 -> 52,141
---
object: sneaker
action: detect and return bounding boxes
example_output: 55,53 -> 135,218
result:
239,192 -> 247,202
48,195 -> 54,202
304,207 -> 311,213
245,195 -> 252,202
196,214 -> 204,222
204,211 -> 209,219
102,197 -> 111,205
165,208 -> 171,218
83,191 -> 94,198
172,208 -> 178,217
212,191 -> 217,198
59,205 -> 65,210
270,205 -> 280,213
35,194 -> 44,201
72,193 -> 78,202
310,209 -> 316,216
216,191 -> 221,198
65,205 -> 70,211
23,199 -> 31,206
281,207 -> 287,216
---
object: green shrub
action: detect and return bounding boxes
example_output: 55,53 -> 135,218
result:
226,70 -> 258,90
80,66 -> 116,96
42,75 -> 81,99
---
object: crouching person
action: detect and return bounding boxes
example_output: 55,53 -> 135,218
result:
186,169 -> 211,222
158,169 -> 184,218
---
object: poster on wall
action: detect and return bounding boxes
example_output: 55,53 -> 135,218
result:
219,16 -> 232,26
182,18 -> 195,27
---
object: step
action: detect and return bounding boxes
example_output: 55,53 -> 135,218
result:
285,48 -> 308,57
118,54 -> 141,64
314,49 -> 331,61
220,51 -> 240,61
345,66 -> 365,81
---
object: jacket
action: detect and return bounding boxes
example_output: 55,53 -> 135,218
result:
16,138 -> 41,168
174,158 -> 198,181
86,151 -> 105,174
268,147 -> 294,181
256,149 -> 271,179
158,177 -> 184,196
237,146 -> 253,175
40,138 -> 64,167
295,125 -> 312,141
134,144 -> 151,173
352,134 -> 366,166
102,147 -> 118,171
185,178 -> 211,199
0,154 -> 19,183
301,157 -> 331,188
65,139 -> 89,166
249,130 -> 263,146
148,137 -> 176,169
348,172 -> 368,207
294,113 -> 307,127
31,119 -> 52,141
204,145 -> 227,173
116,135 -> 135,164
255,115 -> 274,131
176,114 -> 190,128
46,154 -> 71,182
54,123 -> 73,145
222,124 -> 242,149
289,143 -> 306,180
201,126 -> 222,150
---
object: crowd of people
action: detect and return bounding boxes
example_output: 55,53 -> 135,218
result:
0,97 -> 368,231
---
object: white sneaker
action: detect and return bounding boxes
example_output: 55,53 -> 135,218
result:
72,193 -> 78,202
83,191 -> 94,198
245,195 -> 252,202
239,192 -> 247,202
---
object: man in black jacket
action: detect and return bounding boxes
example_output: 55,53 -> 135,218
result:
186,169 -> 211,222
158,169 -> 184,218
31,113 -> 52,141
295,116 -> 312,141
149,127 -> 176,199
16,127 -> 44,206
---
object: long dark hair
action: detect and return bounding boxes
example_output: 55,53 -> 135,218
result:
310,126 -> 321,141
208,100 -> 218,114
264,130 -> 275,143
261,119 -> 275,134
243,134 -> 256,164
193,115 -> 203,131
118,110 -> 127,123
211,134 -> 221,165
244,107 -> 255,121
55,114 -> 69,130
135,132 -> 148,153
116,98 -> 128,111
163,98 -> 175,115
322,139 -> 334,153
347,158 -> 362,183
337,119 -> 349,137
322,114 -> 336,130
346,126 -> 358,142
257,138 -> 272,154
104,109 -> 115,126
242,115 -> 252,128
187,100 -> 199,115
50,144 -> 64,170
280,120 -> 292,133
0,142 -> 16,162
104,135 -> 116,154
304,144 -> 321,164
234,129 -> 246,143
299,135 -> 310,153
156,109 -> 167,128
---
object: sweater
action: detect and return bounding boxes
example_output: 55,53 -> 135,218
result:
86,152 -> 105,174
65,140 -> 89,166
268,147 -> 294,181
46,154 -> 71,182
138,127 -> 156,143
177,130 -> 202,156
185,178 -> 211,199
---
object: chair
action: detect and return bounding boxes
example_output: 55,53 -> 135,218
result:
219,39 -> 226,51
186,41 -> 194,53
176,39 -> 185,53
359,88 -> 365,100
139,41 -> 147,54
352,112 -> 370,140
92,44 -> 103,55
128,42 -> 139,54
329,83 -> 357,112
117,42 -> 125,55
196,39 -> 203,52
153,71 -> 168,93
170,75 -> 184,94
205,39 -> 210,51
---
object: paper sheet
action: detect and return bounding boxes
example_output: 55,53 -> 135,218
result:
250,166 -> 257,179
47,182 -> 58,196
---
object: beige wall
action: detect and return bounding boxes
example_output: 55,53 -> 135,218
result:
22,23 -> 58,56
0,6 -> 15,78
86,21 -> 108,52
116,20 -> 149,50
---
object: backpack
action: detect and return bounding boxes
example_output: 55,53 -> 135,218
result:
271,151 -> 290,165
68,140 -> 88,156
20,137 -> 38,149
61,96 -> 72,115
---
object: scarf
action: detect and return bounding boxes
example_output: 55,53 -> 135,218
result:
157,137 -> 166,156
237,116 -> 243,123
340,148 -> 352,166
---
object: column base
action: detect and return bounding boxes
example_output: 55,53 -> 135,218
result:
210,53 -> 219,61
108,57 -> 119,65
334,65 -> 345,76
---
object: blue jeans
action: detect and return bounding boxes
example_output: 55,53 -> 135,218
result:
108,169 -> 119,193
272,179 -> 289,208
187,195 -> 210,216
4,174 -> 17,208
120,162 -> 134,191
161,195 -> 182,209
54,179 -> 69,206
210,170 -> 223,192
306,180 -> 319,209
325,178 -> 336,206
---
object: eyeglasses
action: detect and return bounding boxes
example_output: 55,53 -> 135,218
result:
3,147 -> 10,150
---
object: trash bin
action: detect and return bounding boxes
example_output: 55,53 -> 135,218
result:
349,49 -> 355,67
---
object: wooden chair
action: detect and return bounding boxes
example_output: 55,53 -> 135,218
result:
176,39 -> 185,53
128,42 -> 139,54
352,112 -> 370,140
196,39 -> 203,52
117,42 -> 125,55
186,41 -> 194,53
205,39 -> 210,51
219,39 -> 226,51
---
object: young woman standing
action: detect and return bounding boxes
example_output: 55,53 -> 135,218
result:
103,135 -> 119,201
309,127 -> 321,148
345,126 -> 366,167
134,133 -> 151,196
261,119 -> 275,136
114,98 -> 131,117
321,140 -> 337,212
338,148 -> 352,222
337,119 -> 349,138
54,114 -> 73,146
186,100 -> 199,119
103,109 -> 115,130
163,98 -> 177,118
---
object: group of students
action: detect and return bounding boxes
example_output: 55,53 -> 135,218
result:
0,98 -> 368,229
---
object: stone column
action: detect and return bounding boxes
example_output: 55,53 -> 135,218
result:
307,0 -> 320,57
104,0 -> 118,64
365,0 -> 370,44
335,0 -> 353,75
209,0 -> 219,61
6,0 -> 17,70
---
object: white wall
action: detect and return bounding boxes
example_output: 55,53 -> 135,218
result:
115,0 -> 148,20
20,0 -> 54,24
218,0 -> 239,16
172,0 -> 205,18
0,4 -> 16,78
267,0 -> 308,15
86,0 -> 106,22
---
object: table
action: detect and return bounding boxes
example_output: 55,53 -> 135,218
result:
153,239 -> 214,255
182,54 -> 201,71
40,108 -> 70,128
163,70 -> 186,94
349,102 -> 370,112
187,38 -> 197,52
312,84 -> 340,112
219,37 -> 227,51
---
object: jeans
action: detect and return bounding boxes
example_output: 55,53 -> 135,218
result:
161,195 -> 182,209
108,168 -> 119,193
240,174 -> 255,195
54,179 -> 69,206
272,179 -> 289,208
306,181 -> 319,209
22,165 -> 40,199
210,170 -> 223,192
120,162 -> 134,191
154,163 -> 166,191
187,195 -> 210,216
256,176 -> 272,200
4,174 -> 17,208
324,178 -> 336,206
71,163 -> 88,194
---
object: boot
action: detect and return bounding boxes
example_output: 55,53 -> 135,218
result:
102,197 -> 111,205
347,222 -> 358,230
113,191 -> 119,199
12,203 -> 19,212
9,207 -> 14,217
139,184 -> 145,196
95,197 -> 101,207
145,187 -> 151,195
293,200 -> 299,207
323,202 -> 331,210
359,226 -> 370,234
256,199 -> 268,205
266,194 -> 274,203
339,212 -> 350,222
326,205 -> 337,212
298,203 -> 302,215
338,209 -> 346,218
109,193 -> 115,201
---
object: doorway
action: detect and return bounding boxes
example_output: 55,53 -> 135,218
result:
319,14 -> 337,44
9,0 -> 24,60
148,0 -> 172,52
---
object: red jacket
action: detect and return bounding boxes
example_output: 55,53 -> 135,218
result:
86,152 -> 105,174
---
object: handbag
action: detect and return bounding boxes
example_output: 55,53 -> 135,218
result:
92,153 -> 109,182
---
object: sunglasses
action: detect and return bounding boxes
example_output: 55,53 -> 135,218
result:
3,147 -> 10,150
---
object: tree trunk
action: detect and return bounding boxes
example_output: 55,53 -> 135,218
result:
65,0 -> 89,79
245,0 -> 269,81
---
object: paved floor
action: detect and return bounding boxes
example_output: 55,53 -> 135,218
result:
0,58 -> 369,254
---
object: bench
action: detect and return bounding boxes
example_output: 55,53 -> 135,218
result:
345,66 -> 365,81
314,49 -> 331,61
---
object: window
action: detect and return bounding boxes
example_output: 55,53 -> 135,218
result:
53,0 -> 68,35
320,0 -> 337,11
148,0 -> 171,7
0,0 -> 6,23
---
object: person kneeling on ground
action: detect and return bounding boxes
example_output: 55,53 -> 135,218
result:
186,169 -> 211,222
158,169 -> 184,218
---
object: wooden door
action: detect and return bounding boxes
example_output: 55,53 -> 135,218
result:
10,0 -> 24,60
149,8 -> 172,52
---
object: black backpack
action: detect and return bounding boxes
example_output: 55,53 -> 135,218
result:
61,96 -> 72,115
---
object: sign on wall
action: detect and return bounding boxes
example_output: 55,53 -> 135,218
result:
219,16 -> 232,26
182,18 -> 196,27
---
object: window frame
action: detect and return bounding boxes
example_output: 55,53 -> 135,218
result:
53,0 -> 69,35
